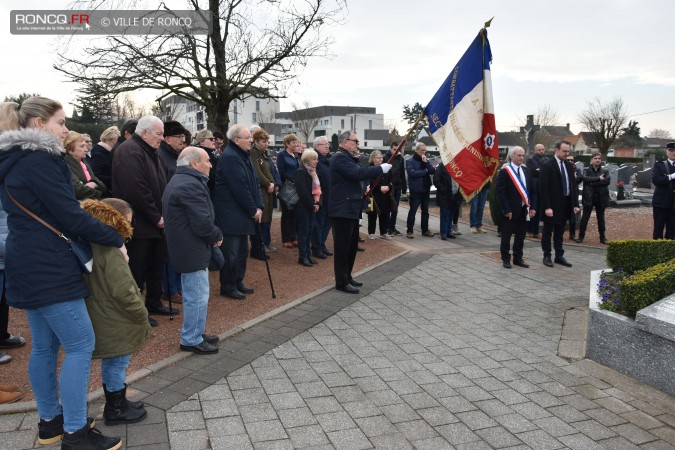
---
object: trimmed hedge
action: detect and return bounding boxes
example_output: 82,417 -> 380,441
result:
606,239 -> 675,274
619,258 -> 675,316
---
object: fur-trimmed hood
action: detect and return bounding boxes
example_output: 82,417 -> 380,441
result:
0,128 -> 64,185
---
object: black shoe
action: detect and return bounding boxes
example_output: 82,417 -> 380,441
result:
513,260 -> 529,268
220,289 -> 245,300
393,229 -> 403,236
336,284 -> 359,294
569,234 -> 576,241
576,237 -> 584,244
180,341 -> 219,354
349,279 -> 363,287
148,317 -> 158,327
446,234 -> 456,239
308,257 -> 318,265
441,235 -> 447,241
543,256 -> 554,267
103,384 -> 144,410
503,260 -> 512,269
554,257 -> 573,267
298,258 -> 314,267
60,423 -> 120,450
38,415 -> 95,445
202,334 -> 219,344
147,305 -> 179,316
357,246 -> 365,252
322,249 -> 334,256
237,284 -> 254,294
600,237 -> 608,244
103,386 -> 147,426
312,251 -> 328,259
0,335 -> 25,349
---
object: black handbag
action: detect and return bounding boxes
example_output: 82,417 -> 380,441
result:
6,188 -> 94,273
278,180 -> 299,209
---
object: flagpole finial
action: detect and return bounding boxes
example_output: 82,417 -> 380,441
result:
484,17 -> 494,28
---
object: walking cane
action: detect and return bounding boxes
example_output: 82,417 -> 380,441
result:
160,230 -> 174,321
257,222 -> 276,299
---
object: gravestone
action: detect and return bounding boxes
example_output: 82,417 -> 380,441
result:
636,294 -> 675,342
606,164 -> 620,192
616,166 -> 635,195
636,167 -> 654,190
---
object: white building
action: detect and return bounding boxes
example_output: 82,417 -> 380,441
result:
161,94 -> 280,135
275,106 -> 388,149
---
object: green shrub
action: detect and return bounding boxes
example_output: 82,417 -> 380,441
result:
619,258 -> 675,316
606,239 -> 675,274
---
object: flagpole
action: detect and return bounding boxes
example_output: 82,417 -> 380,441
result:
363,112 -> 425,202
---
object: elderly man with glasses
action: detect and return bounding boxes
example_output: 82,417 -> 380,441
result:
213,124 -> 264,300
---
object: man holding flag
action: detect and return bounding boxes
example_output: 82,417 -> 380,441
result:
496,147 -> 536,268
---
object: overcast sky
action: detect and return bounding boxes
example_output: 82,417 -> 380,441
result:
2,0 -> 674,138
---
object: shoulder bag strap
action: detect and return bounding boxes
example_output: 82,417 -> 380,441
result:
4,187 -> 70,242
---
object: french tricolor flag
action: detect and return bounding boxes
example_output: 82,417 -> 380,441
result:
424,27 -> 499,201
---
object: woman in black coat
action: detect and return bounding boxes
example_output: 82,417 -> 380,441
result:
365,151 -> 392,240
294,149 -> 321,266
577,152 -> 610,244
433,163 -> 458,240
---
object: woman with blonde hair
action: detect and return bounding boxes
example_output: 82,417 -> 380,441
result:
64,130 -> 108,199
366,150 -> 392,240
294,149 -> 321,266
0,96 -> 123,448
90,125 -> 120,192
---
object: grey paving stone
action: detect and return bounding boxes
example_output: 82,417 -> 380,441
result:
532,416 -> 578,437
342,400 -> 381,419
570,419 -> 617,440
526,391 -> 565,408
557,433 -> 606,450
168,429 -> 209,450
206,416 -> 247,437
494,413 -> 538,434
474,399 -> 514,417
331,385 -> 367,403
612,423 -> 659,444
0,430 -> 37,450
650,427 -> 675,446
252,438 -> 294,449
516,429 -> 564,449
245,419 -> 288,443
326,427 -> 372,450
260,378 -> 295,395
239,402 -> 278,423
143,389 -> 189,410
287,424 -> 330,447
621,410 -> 665,430
0,413 -> 23,432
400,392 -> 441,409
456,410 -> 499,431
380,403 -> 421,424
410,436 -> 454,449
558,393 -> 601,411
492,388 -> 529,406
276,406 -> 318,429
584,407 -> 629,426
475,426 -> 523,448
233,388 -> 270,407
167,410 -> 206,431
369,433 -> 415,449
597,436 -> 642,449
435,422 -> 481,445
305,396 -> 343,415
198,383 -> 233,401
395,419 -> 438,441
294,380 -> 332,399
202,399 -> 239,419
316,411 -> 357,433
355,415 -> 398,438
417,406 -> 459,427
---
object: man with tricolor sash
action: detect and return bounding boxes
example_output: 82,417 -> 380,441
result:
496,147 -> 536,268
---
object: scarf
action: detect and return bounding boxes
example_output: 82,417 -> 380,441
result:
304,163 -> 321,203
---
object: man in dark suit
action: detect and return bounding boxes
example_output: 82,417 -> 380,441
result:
496,146 -> 536,268
651,142 -> 675,239
328,131 -> 391,294
539,140 -> 579,267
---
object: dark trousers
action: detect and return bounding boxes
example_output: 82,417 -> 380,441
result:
127,237 -> 165,309
578,201 -> 606,238
387,186 -> 402,232
500,206 -> 528,262
280,200 -> 297,243
653,207 -> 675,239
407,191 -> 430,233
541,197 -> 572,259
312,206 -> 331,254
219,234 -> 248,291
452,192 -> 462,225
295,206 -> 315,260
250,224 -> 266,257
367,196 -> 390,236
0,272 -> 9,341
331,217 -> 359,288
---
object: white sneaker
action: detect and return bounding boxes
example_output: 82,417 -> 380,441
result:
452,224 -> 462,235
380,234 -> 391,240
368,234 -> 376,240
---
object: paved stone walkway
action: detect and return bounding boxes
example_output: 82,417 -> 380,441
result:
1,212 -> 674,449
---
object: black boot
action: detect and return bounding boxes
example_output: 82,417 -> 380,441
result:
104,386 -> 147,426
60,423 -> 121,450
104,384 -> 144,410
600,234 -> 608,244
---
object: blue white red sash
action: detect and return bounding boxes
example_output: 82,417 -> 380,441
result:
505,164 -> 529,207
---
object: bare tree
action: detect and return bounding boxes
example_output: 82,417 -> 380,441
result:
55,0 -> 346,132
291,101 -> 322,143
648,128 -> 673,139
256,109 -> 277,132
524,103 -> 561,149
577,97 -> 628,158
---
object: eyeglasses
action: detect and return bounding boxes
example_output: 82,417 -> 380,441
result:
236,136 -> 252,141
205,137 -> 215,141
346,138 -> 359,145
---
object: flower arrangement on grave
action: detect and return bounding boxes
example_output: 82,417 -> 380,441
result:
615,181 -> 625,200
